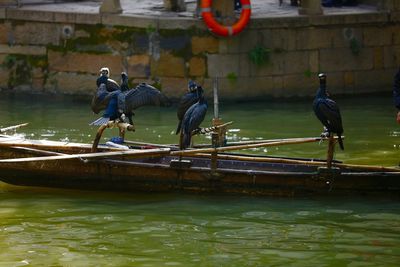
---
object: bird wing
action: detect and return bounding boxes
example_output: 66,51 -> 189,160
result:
183,101 -> 208,134
317,99 -> 343,133
91,83 -> 120,114
177,92 -> 199,121
89,95 -> 120,126
123,83 -> 171,112
394,69 -> 400,109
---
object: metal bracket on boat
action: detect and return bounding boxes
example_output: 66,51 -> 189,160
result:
170,159 -> 192,169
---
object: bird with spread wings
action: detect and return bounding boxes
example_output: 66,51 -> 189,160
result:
90,71 -> 171,126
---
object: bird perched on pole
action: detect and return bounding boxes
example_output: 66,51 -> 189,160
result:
181,89 -> 208,149
393,67 -> 400,124
313,73 -> 344,150
175,80 -> 204,135
90,72 -> 171,126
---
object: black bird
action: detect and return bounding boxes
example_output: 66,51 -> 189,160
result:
90,72 -> 171,126
89,75 -> 121,126
181,92 -> 208,149
175,81 -> 203,135
313,73 -> 344,150
394,67 -> 400,110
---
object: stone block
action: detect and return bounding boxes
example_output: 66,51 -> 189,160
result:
284,51 -> 309,75
320,48 -> 373,72
383,45 -> 400,68
282,74 -> 318,97
208,54 -> 239,78
250,52 -> 285,76
14,22 -> 60,46
309,50 -> 319,74
151,52 -> 185,77
158,77 -> 188,98
0,8 -> 5,19
216,76 -> 280,99
127,54 -> 150,78
310,13 -> 388,27
354,69 -> 395,93
391,25 -> 400,45
363,27 -> 392,47
6,9 -> 54,22
0,54 -> 6,64
45,72 -> 97,95
373,47 -> 384,69
333,27 -> 363,49
0,68 -> 8,88
344,71 -> 354,87
48,51 -> 123,75
0,23 -> 10,44
53,12 -> 101,25
101,14 -> 157,28
158,17 -> 202,30
391,12 -> 400,22
323,72 -> 345,95
189,56 -> 206,77
235,29 -> 261,54
0,44 -> 46,55
296,28 -> 334,50
191,36 -> 219,55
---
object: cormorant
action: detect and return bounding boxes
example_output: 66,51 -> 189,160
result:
313,73 -> 344,150
175,81 -> 203,135
90,72 -> 171,126
393,67 -> 400,124
181,91 -> 208,149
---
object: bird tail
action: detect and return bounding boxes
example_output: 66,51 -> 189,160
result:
338,135 -> 344,150
89,117 -> 110,126
181,132 -> 191,149
175,120 -> 182,135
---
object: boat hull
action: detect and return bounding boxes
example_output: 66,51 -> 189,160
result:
0,150 -> 399,197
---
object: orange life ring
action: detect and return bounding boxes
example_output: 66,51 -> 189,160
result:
201,0 -> 251,37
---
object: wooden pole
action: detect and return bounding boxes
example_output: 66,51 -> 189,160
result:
0,123 -> 28,133
326,135 -> 335,169
0,148 -> 171,163
171,137 -> 326,156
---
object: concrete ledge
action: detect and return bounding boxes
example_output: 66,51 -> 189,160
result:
6,8 -> 54,22
101,14 -> 157,28
0,44 -> 46,55
53,12 -> 101,25
1,7 -> 392,30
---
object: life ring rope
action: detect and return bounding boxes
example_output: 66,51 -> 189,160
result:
201,0 -> 251,37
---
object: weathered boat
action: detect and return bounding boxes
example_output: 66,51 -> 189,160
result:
0,133 -> 399,197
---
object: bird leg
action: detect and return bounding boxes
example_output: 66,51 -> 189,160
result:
320,127 -> 330,138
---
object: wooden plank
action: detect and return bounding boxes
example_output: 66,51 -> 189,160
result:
0,148 -> 171,163
0,123 -> 28,133
171,137 -> 325,156
10,146 -> 67,156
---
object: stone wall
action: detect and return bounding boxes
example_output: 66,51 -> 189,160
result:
0,6 -> 399,100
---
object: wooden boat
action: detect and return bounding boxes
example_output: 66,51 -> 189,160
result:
0,132 -> 399,197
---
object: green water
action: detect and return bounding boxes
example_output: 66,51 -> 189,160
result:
0,94 -> 399,266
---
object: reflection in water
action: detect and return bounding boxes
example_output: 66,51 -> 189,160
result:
0,188 -> 400,266
0,94 -> 399,266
